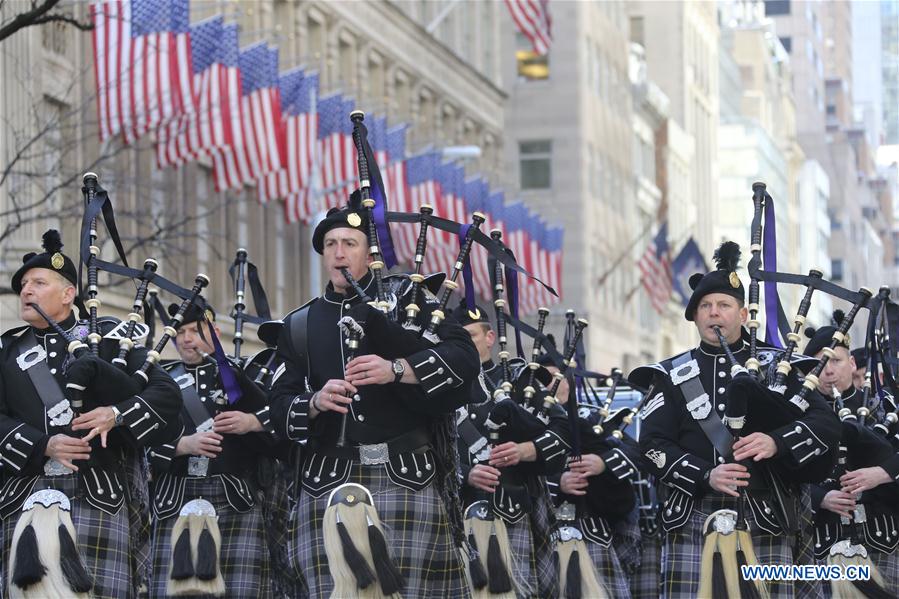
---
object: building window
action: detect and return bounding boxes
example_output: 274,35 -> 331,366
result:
519,140 -> 552,189
831,259 -> 843,281
516,33 -> 549,81
779,36 -> 791,53
764,1 -> 791,16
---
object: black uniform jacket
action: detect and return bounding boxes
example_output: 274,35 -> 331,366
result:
633,338 -> 841,531
0,313 -> 181,515
148,356 -> 272,518
457,359 -> 571,522
810,397 -> 899,557
270,272 -> 479,449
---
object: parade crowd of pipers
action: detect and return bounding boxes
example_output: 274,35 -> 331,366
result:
1,115 -> 898,599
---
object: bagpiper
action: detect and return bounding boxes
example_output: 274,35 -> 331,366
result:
147,303 -> 273,597
453,302 -> 568,598
0,230 -> 181,598
804,316 -> 899,596
630,241 -> 841,598
268,195 -> 480,598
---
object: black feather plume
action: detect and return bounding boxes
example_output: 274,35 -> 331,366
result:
804,326 -> 817,339
832,309 -> 845,327
713,241 -> 741,272
41,230 -> 63,254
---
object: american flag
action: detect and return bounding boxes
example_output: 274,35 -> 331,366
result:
367,116 -> 389,171
384,126 -> 410,261
384,124 -> 407,198
503,0 -> 552,55
156,17 -> 240,167
92,0 -> 195,143
432,162 -> 468,276
318,95 -> 357,210
281,72 -> 321,224
398,151 -> 441,264
464,177 -> 493,298
257,68 -> 307,204
638,221 -> 673,314
212,44 -> 284,192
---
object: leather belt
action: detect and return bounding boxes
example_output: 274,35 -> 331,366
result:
310,429 -> 431,464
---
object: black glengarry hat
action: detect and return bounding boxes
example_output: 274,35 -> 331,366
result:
684,241 -> 745,321
312,190 -> 370,254
11,229 -> 78,293
450,298 -> 491,327
804,310 -> 850,358
168,300 -> 215,328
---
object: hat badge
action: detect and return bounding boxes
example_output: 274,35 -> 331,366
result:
468,308 -> 481,320
347,212 -> 362,227
729,272 -> 740,288
51,253 -> 65,270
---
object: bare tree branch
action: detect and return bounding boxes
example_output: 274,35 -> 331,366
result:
0,0 -> 93,43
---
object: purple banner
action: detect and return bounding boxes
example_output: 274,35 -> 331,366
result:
459,225 -> 477,312
763,195 -> 783,348
207,322 -> 243,404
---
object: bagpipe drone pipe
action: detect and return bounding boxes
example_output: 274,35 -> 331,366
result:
53,174 -> 213,435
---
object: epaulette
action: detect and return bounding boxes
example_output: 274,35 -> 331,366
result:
0,325 -> 30,350
628,361 -> 669,390
258,298 -> 315,347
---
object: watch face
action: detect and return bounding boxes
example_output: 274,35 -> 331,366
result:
393,361 -> 403,374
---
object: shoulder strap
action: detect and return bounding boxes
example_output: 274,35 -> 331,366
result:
669,352 -> 734,459
167,363 -> 212,428
17,329 -> 66,411
289,304 -> 312,377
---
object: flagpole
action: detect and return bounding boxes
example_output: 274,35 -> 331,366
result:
595,220 -> 653,289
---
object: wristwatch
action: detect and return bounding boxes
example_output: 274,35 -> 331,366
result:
392,359 -> 406,383
111,405 -> 124,426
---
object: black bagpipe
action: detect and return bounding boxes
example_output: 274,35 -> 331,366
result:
738,182 -> 874,432
227,247 -> 276,386
823,389 -> 895,598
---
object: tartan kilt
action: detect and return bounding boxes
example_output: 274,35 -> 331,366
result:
631,531 -> 661,599
794,484 -> 824,599
504,516 -> 537,598
582,535 -> 632,599
612,518 -> 643,577
260,462 -> 306,598
0,474 -> 132,599
289,460 -> 469,599
149,476 -> 270,599
528,481 -> 560,599
125,449 -> 153,597
660,494 -> 794,599
870,549 -> 899,595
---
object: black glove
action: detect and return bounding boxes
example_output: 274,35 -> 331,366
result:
65,354 -> 142,405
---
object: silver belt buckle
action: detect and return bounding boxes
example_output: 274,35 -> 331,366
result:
188,456 -> 210,477
44,458 -> 73,477
358,442 -> 389,465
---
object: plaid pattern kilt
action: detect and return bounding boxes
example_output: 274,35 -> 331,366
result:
613,518 -> 643,577
125,450 -> 152,597
794,484 -> 824,599
631,530 -> 662,599
504,516 -> 538,598
660,494 -> 795,599
149,476 -> 270,599
289,460 -> 469,599
260,462 -> 306,598
528,481 -> 560,599
582,534 -> 632,599
0,474 -> 132,599
870,549 -> 899,595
